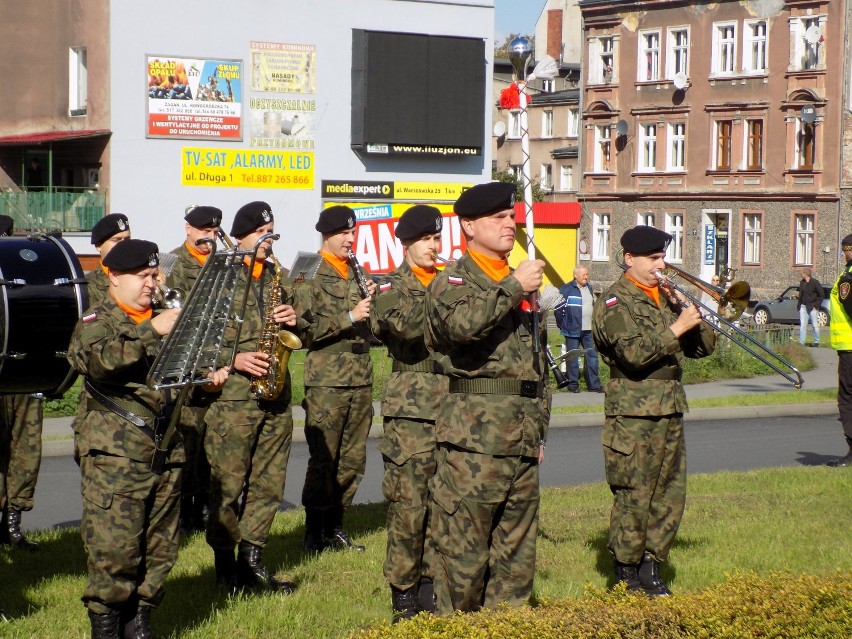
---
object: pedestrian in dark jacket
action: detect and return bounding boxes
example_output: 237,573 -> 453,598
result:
797,268 -> 824,346
555,266 -> 603,392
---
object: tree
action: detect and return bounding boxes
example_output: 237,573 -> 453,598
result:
492,168 -> 546,203
494,33 -> 535,61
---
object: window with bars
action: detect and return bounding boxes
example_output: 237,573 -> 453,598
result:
746,119 -> 763,170
712,22 -> 737,75
743,20 -> 768,73
794,213 -> 815,266
715,120 -> 733,170
668,122 -> 685,171
593,212 -> 611,260
743,212 -> 762,264
639,31 -> 661,81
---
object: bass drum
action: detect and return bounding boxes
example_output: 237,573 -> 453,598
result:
0,234 -> 88,397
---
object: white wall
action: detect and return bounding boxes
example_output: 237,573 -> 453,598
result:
83,0 -> 494,266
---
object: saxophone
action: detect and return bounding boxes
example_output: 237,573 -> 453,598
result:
250,255 -> 302,400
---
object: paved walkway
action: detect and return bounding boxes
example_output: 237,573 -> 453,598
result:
42,346 -> 839,457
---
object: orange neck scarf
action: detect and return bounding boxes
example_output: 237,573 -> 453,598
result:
468,249 -> 510,282
112,294 -> 153,324
626,273 -> 661,307
185,241 -> 209,266
321,250 -> 350,279
409,262 -> 437,288
241,258 -> 264,280
100,263 -> 108,276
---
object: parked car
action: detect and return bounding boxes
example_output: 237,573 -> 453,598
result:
750,285 -> 831,326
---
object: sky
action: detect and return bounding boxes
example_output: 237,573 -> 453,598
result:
494,0 -> 543,41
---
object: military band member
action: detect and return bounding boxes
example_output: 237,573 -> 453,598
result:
67,239 -> 229,639
294,205 -> 376,553
0,215 -> 43,553
591,226 -> 715,596
828,233 -> 852,467
166,205 -> 223,533
424,182 -> 549,614
204,201 -> 301,593
86,213 -> 131,309
370,205 -> 446,621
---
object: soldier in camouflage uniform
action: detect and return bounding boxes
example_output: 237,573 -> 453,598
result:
165,205 -> 222,534
67,239 -> 229,639
0,216 -> 43,553
592,226 -> 715,597
425,182 -> 549,614
204,201 -> 301,594
293,205 -> 376,553
86,214 -> 131,310
370,205 -> 447,621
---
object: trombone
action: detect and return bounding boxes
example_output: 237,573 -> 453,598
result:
655,264 -> 804,388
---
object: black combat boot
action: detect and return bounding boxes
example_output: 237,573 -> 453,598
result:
323,507 -> 365,551
613,561 -> 644,593
417,576 -> 436,613
122,604 -> 153,639
213,546 -> 237,588
178,494 -> 195,534
637,552 -> 673,597
303,509 -> 327,553
88,608 -> 121,639
391,586 -> 419,623
6,509 -> 38,551
828,437 -> 852,467
1,607 -> 11,622
235,541 -> 296,594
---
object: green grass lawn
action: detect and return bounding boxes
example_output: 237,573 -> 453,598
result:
1,466 -> 849,638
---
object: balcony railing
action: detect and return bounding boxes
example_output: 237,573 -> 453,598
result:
0,189 -> 105,233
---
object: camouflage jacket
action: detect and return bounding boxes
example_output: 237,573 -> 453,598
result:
166,242 -> 203,294
217,261 -> 306,403
85,266 -> 109,310
425,253 -> 551,457
293,257 -> 373,388
370,261 -> 447,421
592,273 -> 716,417
66,297 -> 183,464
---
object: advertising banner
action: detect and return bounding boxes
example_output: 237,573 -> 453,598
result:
182,147 -> 314,189
250,42 -> 316,94
147,56 -> 243,140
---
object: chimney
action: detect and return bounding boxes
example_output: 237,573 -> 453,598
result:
547,10 -> 563,61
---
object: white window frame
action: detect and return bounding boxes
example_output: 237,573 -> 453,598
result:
510,164 -> 522,181
667,122 -> 686,171
592,212 -> 611,260
542,79 -> 556,93
590,36 -> 615,84
743,19 -> 768,74
541,110 -> 553,138
714,119 -> 733,171
638,123 -> 657,171
744,118 -> 764,170
594,125 -> 612,172
638,30 -> 661,81
664,212 -> 684,263
560,164 -> 574,191
791,16 -> 824,71
794,213 -> 815,266
69,46 -> 88,115
540,163 -> 553,190
567,108 -> 579,138
712,22 -> 737,76
743,213 -> 762,264
636,212 -> 656,227
795,117 -> 816,170
508,111 -> 521,139
666,27 -> 689,79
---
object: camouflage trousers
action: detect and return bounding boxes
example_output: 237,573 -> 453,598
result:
178,405 -> 210,500
0,394 -> 44,511
79,452 -> 181,613
381,417 -> 437,589
302,386 -> 372,512
429,444 -> 539,614
601,414 -> 686,564
204,399 -> 293,549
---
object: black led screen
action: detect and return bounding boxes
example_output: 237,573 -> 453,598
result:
351,30 -> 486,154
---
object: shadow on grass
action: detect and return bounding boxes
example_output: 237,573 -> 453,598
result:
586,528 -> 707,588
0,526 -> 86,619
156,500 -> 389,638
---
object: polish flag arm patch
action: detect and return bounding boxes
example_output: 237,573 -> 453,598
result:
605,296 -> 619,308
448,276 -> 464,286
82,312 -> 98,323
379,281 -> 393,292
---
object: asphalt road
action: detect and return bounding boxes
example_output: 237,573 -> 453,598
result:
22,413 -> 847,533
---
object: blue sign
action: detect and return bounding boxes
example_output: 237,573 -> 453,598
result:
704,225 -> 716,264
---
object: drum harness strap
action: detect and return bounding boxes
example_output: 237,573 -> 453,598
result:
84,380 -> 159,441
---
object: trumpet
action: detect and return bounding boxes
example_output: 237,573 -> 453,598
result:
154,283 -> 183,309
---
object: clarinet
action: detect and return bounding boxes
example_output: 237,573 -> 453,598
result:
347,249 -> 371,299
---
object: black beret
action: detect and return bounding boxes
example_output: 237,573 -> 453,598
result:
454,182 -> 516,219
621,226 -> 672,255
842,234 -> 852,250
102,239 -> 159,271
231,201 -> 273,237
0,215 -> 13,237
316,205 -> 356,234
184,205 -> 222,229
91,213 -> 130,246
395,205 -> 443,241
